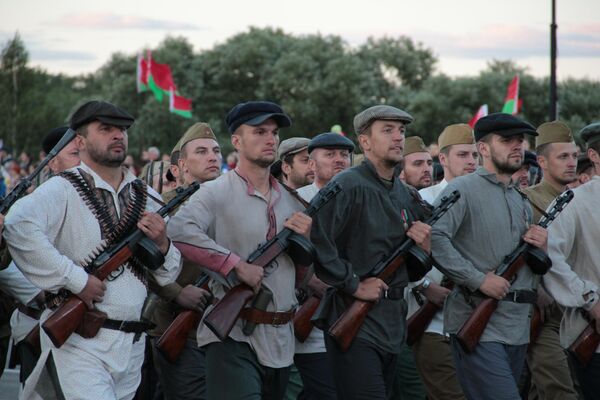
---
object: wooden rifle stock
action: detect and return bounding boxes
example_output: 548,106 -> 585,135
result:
23,324 -> 42,357
293,295 -> 321,342
42,183 -> 201,348
202,183 -> 341,341
456,190 -> 574,353
155,274 -> 211,363
529,305 -> 543,345
568,322 -> 600,366
406,281 -> 454,346
328,191 -> 460,352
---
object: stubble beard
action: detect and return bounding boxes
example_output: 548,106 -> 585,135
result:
491,152 -> 521,175
88,145 -> 126,168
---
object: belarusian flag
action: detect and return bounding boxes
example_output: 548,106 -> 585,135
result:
170,89 -> 192,118
146,51 -> 176,102
501,75 -> 520,115
468,104 -> 488,127
136,53 -> 148,93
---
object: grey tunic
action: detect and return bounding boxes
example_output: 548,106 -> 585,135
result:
311,159 -> 430,354
431,167 -> 535,345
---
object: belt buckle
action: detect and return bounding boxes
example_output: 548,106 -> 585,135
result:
272,313 -> 282,325
119,320 -> 128,331
508,292 -> 518,302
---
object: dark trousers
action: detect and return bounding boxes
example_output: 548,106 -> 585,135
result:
325,335 -> 398,400
571,352 -> 600,400
205,338 -> 290,400
294,352 -> 337,400
151,338 -> 206,400
450,336 -> 527,400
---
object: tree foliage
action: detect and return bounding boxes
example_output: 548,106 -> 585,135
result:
1,28 -> 599,157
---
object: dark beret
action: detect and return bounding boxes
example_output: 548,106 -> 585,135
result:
226,101 -> 291,134
42,126 -> 70,154
70,100 -> 135,131
523,151 -> 539,168
308,132 -> 355,154
474,113 -> 537,141
580,122 -> 600,146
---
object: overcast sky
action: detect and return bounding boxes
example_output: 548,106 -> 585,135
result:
1,0 -> 599,80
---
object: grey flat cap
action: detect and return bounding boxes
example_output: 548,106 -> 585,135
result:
278,137 -> 310,160
580,122 -> 600,146
353,105 -> 414,135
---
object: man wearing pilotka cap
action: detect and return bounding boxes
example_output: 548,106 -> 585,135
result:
430,113 -> 549,400
520,121 -> 579,400
310,105 -> 432,399
167,101 -> 311,400
399,136 -> 433,190
542,122 -> 600,399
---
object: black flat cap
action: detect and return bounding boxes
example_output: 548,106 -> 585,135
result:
580,122 -> 600,146
70,100 -> 135,131
308,132 -> 355,154
42,126 -> 69,154
474,113 -> 537,141
226,101 -> 291,134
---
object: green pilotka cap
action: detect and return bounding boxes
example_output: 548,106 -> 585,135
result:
437,124 -> 475,151
403,136 -> 429,156
179,123 -> 218,152
535,121 -> 574,149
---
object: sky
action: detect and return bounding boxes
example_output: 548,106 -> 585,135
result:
1,0 -> 599,80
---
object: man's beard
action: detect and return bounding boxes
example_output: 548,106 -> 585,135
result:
491,151 -> 521,175
88,143 -> 127,168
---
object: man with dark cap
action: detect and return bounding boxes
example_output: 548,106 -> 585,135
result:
149,122 -> 220,400
542,122 -> 600,399
292,131 -> 355,400
399,136 -> 433,190
521,121 -> 578,400
168,101 -> 312,400
5,100 -> 182,399
42,126 -> 81,176
512,150 -> 540,189
310,105 -> 432,399
278,137 -> 313,189
409,123 -> 478,400
431,113 -> 549,399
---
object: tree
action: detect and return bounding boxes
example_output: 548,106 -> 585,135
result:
1,32 -> 28,149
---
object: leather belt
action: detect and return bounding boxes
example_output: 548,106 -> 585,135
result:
102,318 -> 153,334
239,308 -> 295,326
17,303 -> 43,320
501,290 -> 537,304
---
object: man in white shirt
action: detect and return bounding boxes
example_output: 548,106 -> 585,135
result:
410,123 -> 477,400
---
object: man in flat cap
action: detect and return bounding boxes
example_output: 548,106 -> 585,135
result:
408,123 -> 479,400
311,105 -> 432,399
278,137 -> 313,190
512,150 -> 540,189
292,131 -> 355,400
542,121 -> 600,399
5,100 -> 182,399
399,136 -> 433,190
520,121 -> 579,400
42,126 -> 81,177
431,112 -> 549,399
149,122 -> 221,400
168,101 -> 311,400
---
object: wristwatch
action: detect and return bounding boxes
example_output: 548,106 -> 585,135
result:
419,278 -> 431,292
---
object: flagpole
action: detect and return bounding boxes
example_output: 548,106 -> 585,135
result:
549,0 -> 558,120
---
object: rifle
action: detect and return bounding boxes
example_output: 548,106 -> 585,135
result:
568,321 -> 600,366
42,182 -> 200,348
202,182 -> 341,341
456,190 -> 574,353
155,274 -> 212,363
406,280 -> 454,346
328,190 -> 461,352
293,294 -> 321,342
529,305 -> 543,345
0,128 -> 76,214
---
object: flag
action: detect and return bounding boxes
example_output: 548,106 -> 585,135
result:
136,53 -> 148,93
468,104 -> 489,127
169,89 -> 192,118
501,75 -> 520,115
146,51 -> 176,102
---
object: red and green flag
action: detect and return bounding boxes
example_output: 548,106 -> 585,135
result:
501,75 -> 520,115
136,53 -> 148,93
169,89 -> 192,118
468,104 -> 488,127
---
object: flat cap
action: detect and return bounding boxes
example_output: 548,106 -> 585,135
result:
180,123 -> 218,151
278,137 -> 310,160
403,136 -> 429,156
438,124 -> 475,151
353,105 -> 413,135
70,100 -> 135,131
474,113 -> 537,141
523,150 -> 539,168
226,101 -> 291,134
308,132 -> 355,154
580,122 -> 600,146
535,121 -> 574,148
42,126 -> 69,154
